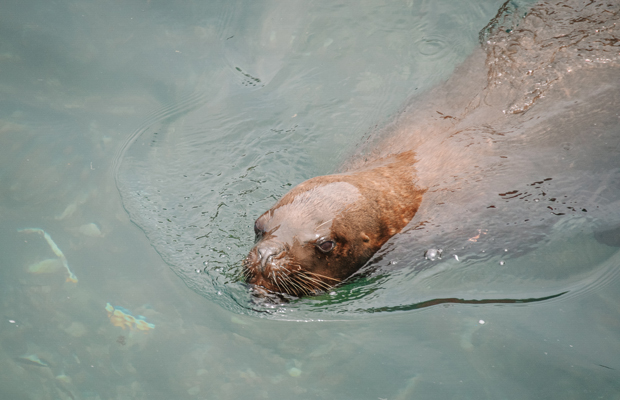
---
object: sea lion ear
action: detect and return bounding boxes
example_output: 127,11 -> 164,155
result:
254,220 -> 264,237
360,233 -> 371,243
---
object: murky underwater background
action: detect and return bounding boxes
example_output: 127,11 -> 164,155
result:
1,0 -> 620,399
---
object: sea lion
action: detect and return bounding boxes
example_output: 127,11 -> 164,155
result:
244,0 -> 620,297
243,151 -> 423,296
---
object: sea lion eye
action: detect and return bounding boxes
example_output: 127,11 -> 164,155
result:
317,240 -> 335,253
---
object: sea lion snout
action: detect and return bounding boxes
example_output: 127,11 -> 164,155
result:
256,241 -> 286,270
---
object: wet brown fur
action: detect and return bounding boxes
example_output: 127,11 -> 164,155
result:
243,150 -> 424,296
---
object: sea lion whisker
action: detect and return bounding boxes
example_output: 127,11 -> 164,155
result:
302,271 -> 342,282
241,267 -> 251,280
271,271 -> 284,292
312,280 -> 333,291
310,279 -> 333,291
286,273 -> 307,289
278,272 -> 294,294
315,219 -> 333,229
293,273 -> 331,292
278,275 -> 289,293
234,271 -> 246,282
290,282 -> 309,296
275,278 -> 284,293
278,272 -> 294,293
287,275 -> 313,296
288,275 -> 315,295
295,272 -> 332,287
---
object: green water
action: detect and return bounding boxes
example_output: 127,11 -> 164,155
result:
1,0 -> 619,399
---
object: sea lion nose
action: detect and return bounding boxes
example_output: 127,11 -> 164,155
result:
256,242 -> 284,270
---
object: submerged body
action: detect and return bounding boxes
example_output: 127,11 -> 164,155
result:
244,0 -> 620,296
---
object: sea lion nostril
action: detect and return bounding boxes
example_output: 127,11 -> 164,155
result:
257,243 -> 284,269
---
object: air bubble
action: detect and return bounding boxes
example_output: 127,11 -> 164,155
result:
424,248 -> 443,261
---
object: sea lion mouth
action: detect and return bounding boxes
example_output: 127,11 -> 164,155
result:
242,248 -> 340,297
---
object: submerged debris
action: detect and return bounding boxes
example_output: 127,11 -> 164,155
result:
27,258 -> 63,274
77,222 -> 103,237
54,191 -> 91,220
105,303 -> 155,332
17,354 -> 49,367
19,228 -> 78,283
55,373 -> 72,384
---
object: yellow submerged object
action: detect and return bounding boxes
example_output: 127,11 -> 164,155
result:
105,303 -> 155,332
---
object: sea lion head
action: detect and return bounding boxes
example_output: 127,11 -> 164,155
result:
243,154 -> 422,297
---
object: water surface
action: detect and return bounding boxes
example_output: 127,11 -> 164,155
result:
1,0 -> 620,399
